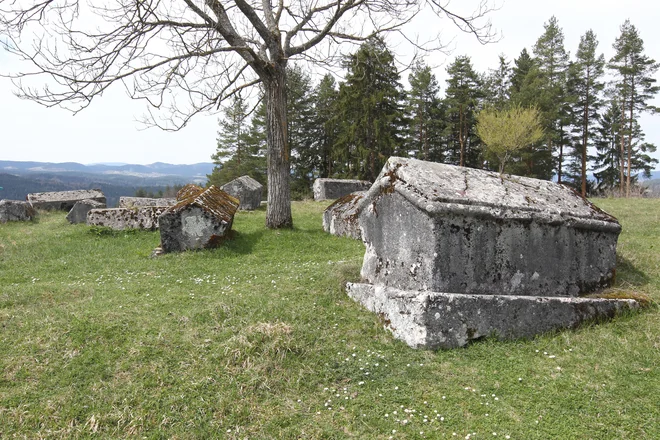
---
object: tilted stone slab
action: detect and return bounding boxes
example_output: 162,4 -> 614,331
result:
221,175 -> 263,210
66,199 -> 106,224
119,197 -> 177,208
313,178 -> 372,201
322,191 -> 366,240
27,189 -> 106,211
357,157 -> 621,297
347,283 -> 639,349
86,207 -> 168,230
0,200 -> 37,223
159,185 -> 239,253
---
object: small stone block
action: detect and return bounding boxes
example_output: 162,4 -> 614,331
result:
322,191 -> 365,240
67,199 -> 106,224
313,178 -> 372,201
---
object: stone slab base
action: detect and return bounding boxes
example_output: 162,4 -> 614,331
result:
346,283 -> 639,349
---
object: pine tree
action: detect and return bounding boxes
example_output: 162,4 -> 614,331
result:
286,65 -> 316,198
483,54 -> 512,110
207,95 -> 266,187
310,74 -> 341,178
406,61 -> 445,161
565,30 -> 606,196
532,16 -> 571,183
335,38 -> 405,180
444,55 -> 484,168
608,19 -> 660,196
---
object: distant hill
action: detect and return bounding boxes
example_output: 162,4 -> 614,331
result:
0,160 -> 216,207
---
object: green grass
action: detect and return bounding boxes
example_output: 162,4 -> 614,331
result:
1,199 -> 658,439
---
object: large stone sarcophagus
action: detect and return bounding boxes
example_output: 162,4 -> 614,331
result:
346,157 -> 638,349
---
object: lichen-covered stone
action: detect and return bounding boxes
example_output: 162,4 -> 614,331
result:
313,178 -> 372,201
87,207 -> 168,230
322,191 -> 365,240
0,200 -> 37,223
119,197 -> 176,208
347,283 -> 639,349
357,157 -> 621,297
221,175 -> 263,210
66,199 -> 106,224
176,184 -> 204,201
27,189 -> 106,210
158,185 -> 239,253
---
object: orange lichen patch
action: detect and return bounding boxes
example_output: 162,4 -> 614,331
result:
170,185 -> 239,222
176,184 -> 204,201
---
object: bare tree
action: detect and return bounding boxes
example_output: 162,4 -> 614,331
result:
1,0 -> 496,228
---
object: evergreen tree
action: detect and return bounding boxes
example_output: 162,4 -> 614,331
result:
444,55 -> 484,168
286,65 -> 316,198
335,38 -> 405,180
406,61 -> 445,161
608,19 -> 660,196
565,30 -> 606,195
483,54 -> 512,110
532,16 -> 571,183
207,95 -> 266,187
310,74 -> 341,178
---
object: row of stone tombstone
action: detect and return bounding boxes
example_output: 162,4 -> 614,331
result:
322,157 -> 640,349
0,176 -> 264,254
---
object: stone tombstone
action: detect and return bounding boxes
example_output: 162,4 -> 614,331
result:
346,157 -> 637,349
313,178 -> 372,201
322,191 -> 366,240
221,175 -> 263,210
176,183 -> 204,201
0,200 -> 37,223
66,199 -> 106,224
27,189 -> 106,210
158,185 -> 239,253
357,157 -> 620,297
119,197 -> 177,208
86,207 -> 169,230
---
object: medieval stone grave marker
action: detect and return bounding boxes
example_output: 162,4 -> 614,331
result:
158,185 -> 239,253
322,191 -> 366,240
221,175 -> 263,210
313,178 -> 371,201
67,199 -> 106,224
27,189 -> 106,210
87,206 -> 169,230
346,157 -> 639,349
0,200 -> 37,223
119,196 -> 177,208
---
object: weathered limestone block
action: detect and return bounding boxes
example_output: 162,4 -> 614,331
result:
347,283 -> 639,349
86,207 -> 168,230
119,197 -> 176,208
0,200 -> 37,223
357,157 -> 621,297
27,189 -> 106,210
66,199 -> 106,224
313,178 -> 372,201
158,185 -> 239,253
322,191 -> 366,240
221,175 -> 263,210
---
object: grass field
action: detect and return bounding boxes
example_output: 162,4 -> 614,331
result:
0,199 -> 658,439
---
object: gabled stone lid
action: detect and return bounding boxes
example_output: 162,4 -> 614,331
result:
363,157 -> 620,232
169,185 -> 239,222
223,175 -> 263,191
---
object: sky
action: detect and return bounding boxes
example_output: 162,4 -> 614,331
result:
0,0 -> 658,167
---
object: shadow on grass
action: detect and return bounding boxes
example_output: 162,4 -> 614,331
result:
222,229 -> 265,255
616,254 -> 650,286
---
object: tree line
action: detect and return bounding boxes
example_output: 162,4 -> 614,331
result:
208,16 -> 658,198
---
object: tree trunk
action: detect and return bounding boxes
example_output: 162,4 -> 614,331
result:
626,84 -> 635,198
581,88 -> 589,197
264,64 -> 293,228
619,99 -> 626,197
459,104 -> 465,167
